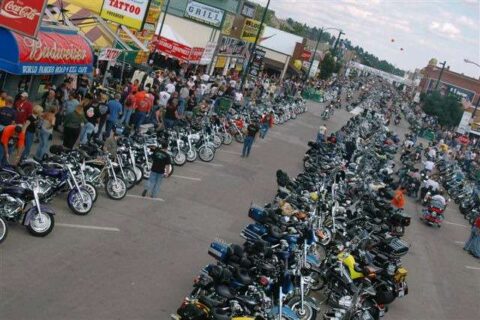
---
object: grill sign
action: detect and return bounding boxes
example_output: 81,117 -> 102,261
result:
184,1 -> 224,28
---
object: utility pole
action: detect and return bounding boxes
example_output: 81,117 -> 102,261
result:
333,30 -> 345,53
240,0 -> 271,90
434,60 -> 447,90
305,28 -> 323,81
157,0 -> 171,37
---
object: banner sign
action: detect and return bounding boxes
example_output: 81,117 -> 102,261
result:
100,0 -> 150,31
301,50 -> 312,61
98,48 -> 122,61
241,18 -> 263,43
221,13 -> 234,35
218,36 -> 252,57
12,31 -> 93,75
184,1 -> 224,28
188,47 -> 205,63
0,0 -> 48,38
249,48 -> 265,77
199,41 -> 216,65
157,36 -> 192,61
457,111 -> 472,135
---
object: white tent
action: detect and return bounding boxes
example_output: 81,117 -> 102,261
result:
159,24 -> 191,48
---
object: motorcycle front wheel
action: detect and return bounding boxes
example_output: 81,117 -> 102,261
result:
27,211 -> 54,237
105,178 -> 127,200
68,188 -> 93,215
198,146 -> 214,162
142,163 -> 151,179
133,165 -> 143,183
234,133 -> 244,143
186,149 -> 198,162
212,134 -> 222,149
222,133 -> 233,145
0,216 -> 8,244
173,151 -> 187,166
122,167 -> 137,190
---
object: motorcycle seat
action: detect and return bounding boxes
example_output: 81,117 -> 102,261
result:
198,295 -> 223,308
215,285 -> 234,299
235,268 -> 253,285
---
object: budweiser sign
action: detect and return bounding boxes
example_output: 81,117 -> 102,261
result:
1,1 -> 40,20
22,37 -> 88,62
0,0 -> 47,38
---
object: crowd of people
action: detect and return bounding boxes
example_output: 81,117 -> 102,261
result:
0,69 -> 307,166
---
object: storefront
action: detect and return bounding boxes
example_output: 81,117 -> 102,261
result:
0,26 -> 93,101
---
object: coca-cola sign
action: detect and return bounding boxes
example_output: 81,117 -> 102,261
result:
0,0 -> 47,38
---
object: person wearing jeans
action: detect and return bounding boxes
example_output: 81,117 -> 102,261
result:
242,121 -> 260,158
142,142 -> 171,198
21,105 -> 43,160
79,122 -> 95,144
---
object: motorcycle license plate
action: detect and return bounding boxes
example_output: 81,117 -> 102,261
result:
379,309 -> 386,317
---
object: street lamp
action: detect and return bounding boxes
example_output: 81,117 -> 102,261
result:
464,58 -> 480,68
305,27 -> 344,80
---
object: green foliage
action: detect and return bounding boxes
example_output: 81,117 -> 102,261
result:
320,54 -> 336,80
421,91 -> 463,128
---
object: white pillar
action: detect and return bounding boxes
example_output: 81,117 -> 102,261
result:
223,56 -> 231,76
280,55 -> 291,80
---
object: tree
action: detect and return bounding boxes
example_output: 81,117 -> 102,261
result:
320,53 -> 336,79
421,91 -> 463,128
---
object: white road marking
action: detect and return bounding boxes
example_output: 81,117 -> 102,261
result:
454,241 -> 465,245
218,150 -> 242,156
194,161 -> 224,167
172,175 -> 202,181
444,221 -> 469,228
465,266 -> 480,270
126,194 -> 165,202
56,223 -> 120,232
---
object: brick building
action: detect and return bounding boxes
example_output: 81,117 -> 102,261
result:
418,59 -> 480,105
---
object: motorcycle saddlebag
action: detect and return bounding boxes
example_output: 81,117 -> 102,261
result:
49,145 -> 65,155
390,211 -> 411,227
248,205 -> 267,223
208,241 -> 229,262
383,238 -> 409,257
176,301 -> 209,320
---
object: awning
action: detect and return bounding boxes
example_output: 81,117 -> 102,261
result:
0,27 -> 94,75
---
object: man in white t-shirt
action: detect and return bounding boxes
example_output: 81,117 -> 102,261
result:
165,82 -> 176,94
158,91 -> 171,108
428,147 -> 436,159
201,73 -> 209,82
423,160 -> 435,172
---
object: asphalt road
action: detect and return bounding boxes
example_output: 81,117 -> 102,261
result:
1,100 -> 479,320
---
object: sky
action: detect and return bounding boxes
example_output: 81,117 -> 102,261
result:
251,0 -> 480,78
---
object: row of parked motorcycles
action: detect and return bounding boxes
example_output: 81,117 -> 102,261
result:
0,98 -> 307,244
171,106 -> 411,319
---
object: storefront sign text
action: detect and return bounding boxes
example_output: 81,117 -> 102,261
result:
0,0 -> 47,38
100,0 -> 150,31
184,1 -> 224,28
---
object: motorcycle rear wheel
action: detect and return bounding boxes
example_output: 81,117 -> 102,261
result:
286,297 -> 317,320
0,216 -> 8,244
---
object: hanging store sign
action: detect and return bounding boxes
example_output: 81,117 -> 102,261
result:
199,41 -> 216,65
98,48 -> 122,61
100,0 -> 151,31
249,48 -> 265,77
157,36 -> 192,61
241,18 -> 263,43
241,2 -> 256,18
218,36 -> 252,57
188,47 -> 205,64
184,1 -> 224,28
0,0 -> 48,38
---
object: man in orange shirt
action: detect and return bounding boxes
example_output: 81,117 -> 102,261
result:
133,88 -> 152,132
391,188 -> 406,209
0,125 -> 25,165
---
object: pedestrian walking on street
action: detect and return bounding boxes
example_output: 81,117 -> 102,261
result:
317,124 -> 327,145
142,142 -> 172,198
104,94 -> 122,139
242,120 -> 260,158
464,216 -> 480,258
259,111 -> 274,139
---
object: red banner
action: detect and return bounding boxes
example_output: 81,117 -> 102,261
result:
156,36 -> 192,61
300,50 -> 312,61
0,0 -> 47,38
14,31 -> 93,65
189,47 -> 205,63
